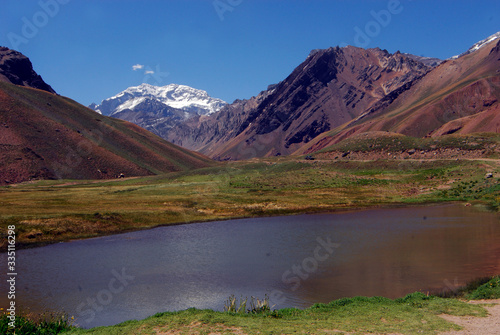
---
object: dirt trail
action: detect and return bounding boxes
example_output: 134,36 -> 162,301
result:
439,299 -> 500,335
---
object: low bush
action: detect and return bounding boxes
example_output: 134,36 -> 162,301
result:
0,311 -> 74,335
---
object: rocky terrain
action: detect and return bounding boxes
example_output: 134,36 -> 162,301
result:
163,84 -> 278,153
0,46 -> 55,94
299,35 -> 500,155
168,47 -> 435,160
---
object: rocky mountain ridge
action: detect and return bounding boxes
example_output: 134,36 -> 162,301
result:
169,46 -> 436,160
298,35 -> 500,154
0,46 -> 56,94
167,32 -> 500,160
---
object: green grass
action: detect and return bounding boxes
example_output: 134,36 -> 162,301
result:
467,276 -> 500,300
47,292 -> 489,335
318,133 -> 500,155
3,278 -> 499,334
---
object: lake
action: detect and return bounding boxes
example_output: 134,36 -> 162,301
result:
1,204 -> 499,328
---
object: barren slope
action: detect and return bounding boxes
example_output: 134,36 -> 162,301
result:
299,39 -> 500,154
0,82 -> 214,185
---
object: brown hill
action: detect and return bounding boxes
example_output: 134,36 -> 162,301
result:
0,47 -> 55,94
167,47 -> 433,160
0,81 -> 214,185
298,38 -> 500,154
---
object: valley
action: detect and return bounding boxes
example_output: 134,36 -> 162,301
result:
1,133 -> 498,251
1,23 -> 500,335
1,140 -> 499,333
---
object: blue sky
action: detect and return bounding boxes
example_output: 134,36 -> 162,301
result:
1,0 -> 499,106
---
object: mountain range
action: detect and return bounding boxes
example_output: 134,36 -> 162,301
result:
1,31 -> 499,184
298,32 -> 500,154
184,46 -> 435,159
89,83 -> 227,140
97,31 -> 499,160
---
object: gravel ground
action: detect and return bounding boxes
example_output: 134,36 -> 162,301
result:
439,299 -> 500,335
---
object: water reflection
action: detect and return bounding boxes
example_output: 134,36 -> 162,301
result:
0,204 -> 498,328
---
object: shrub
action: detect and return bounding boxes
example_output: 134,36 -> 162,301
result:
467,276 -> 500,300
223,295 -> 272,314
248,295 -> 272,314
0,311 -> 74,335
223,295 -> 247,314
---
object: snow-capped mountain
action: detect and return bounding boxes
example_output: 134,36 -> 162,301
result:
450,31 -> 500,59
91,83 -> 227,117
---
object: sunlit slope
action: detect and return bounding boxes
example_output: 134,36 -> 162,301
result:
0,82 -> 214,184
298,39 -> 500,154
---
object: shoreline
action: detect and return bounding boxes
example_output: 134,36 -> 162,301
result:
1,200 -> 475,253
4,276 -> 498,334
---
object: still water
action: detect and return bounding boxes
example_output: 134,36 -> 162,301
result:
1,204 -> 499,328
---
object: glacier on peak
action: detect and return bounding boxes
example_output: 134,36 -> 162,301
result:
450,31 -> 500,60
90,83 -> 227,117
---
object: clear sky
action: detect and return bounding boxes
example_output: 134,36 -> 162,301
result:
1,0 -> 499,106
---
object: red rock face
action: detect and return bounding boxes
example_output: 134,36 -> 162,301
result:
168,46 -> 433,160
0,47 -> 56,94
299,39 -> 500,154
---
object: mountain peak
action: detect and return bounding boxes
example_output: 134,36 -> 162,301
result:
450,31 -> 500,59
93,83 -> 227,117
0,47 -> 56,94
0,79 -> 213,185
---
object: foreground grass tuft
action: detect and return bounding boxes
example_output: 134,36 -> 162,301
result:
223,295 -> 272,315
